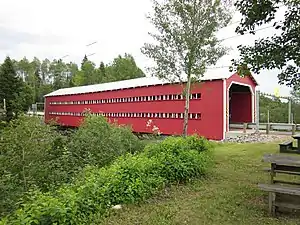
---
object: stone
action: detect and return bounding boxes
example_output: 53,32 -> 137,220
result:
222,133 -> 288,144
112,204 -> 122,210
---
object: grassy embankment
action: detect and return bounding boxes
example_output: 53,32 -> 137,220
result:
97,140 -> 300,225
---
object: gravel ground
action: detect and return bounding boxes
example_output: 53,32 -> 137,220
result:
222,132 -> 290,143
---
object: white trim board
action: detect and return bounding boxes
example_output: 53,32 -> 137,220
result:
227,81 -> 255,128
222,79 -> 226,140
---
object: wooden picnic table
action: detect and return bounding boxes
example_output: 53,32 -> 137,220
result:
260,153 -> 300,216
293,134 -> 300,151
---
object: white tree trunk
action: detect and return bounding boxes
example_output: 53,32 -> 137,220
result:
183,75 -> 192,137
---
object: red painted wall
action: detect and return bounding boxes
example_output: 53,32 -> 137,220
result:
230,92 -> 252,123
45,80 -> 224,140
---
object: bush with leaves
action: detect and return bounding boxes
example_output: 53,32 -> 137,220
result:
0,114 -> 146,217
143,135 -> 214,183
0,116 -> 70,216
1,135 -> 214,224
66,115 -> 145,171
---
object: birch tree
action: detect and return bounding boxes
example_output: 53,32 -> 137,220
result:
141,0 -> 232,136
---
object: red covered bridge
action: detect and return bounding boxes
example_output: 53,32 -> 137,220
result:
44,70 -> 258,140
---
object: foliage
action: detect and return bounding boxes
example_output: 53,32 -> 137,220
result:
1,135 -> 213,224
0,53 -> 145,115
73,57 -> 98,86
66,114 -> 145,170
0,116 -> 69,216
259,92 -> 300,124
105,53 -> 145,82
0,115 -> 146,218
259,95 -> 289,123
143,136 -> 213,183
230,1 -> 300,88
10,84 -> 34,116
0,57 -> 31,121
141,0 -> 232,136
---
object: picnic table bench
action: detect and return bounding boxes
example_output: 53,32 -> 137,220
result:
279,134 -> 300,154
259,153 -> 300,216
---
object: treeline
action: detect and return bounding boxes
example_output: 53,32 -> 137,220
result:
259,94 -> 300,124
0,53 -> 145,121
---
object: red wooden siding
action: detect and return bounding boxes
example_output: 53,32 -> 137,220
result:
230,92 -> 252,123
45,80 -> 224,140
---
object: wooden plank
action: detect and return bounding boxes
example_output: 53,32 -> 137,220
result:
293,134 -> 300,140
275,202 -> 300,210
274,180 -> 300,186
279,149 -> 300,154
279,141 -> 293,146
263,168 -> 300,175
263,153 -> 300,161
263,154 -> 300,167
269,192 -> 276,216
258,183 -> 300,196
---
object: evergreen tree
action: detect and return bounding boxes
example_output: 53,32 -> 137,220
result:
81,55 -> 88,69
98,61 -> 106,83
0,56 -> 24,120
33,68 -> 42,102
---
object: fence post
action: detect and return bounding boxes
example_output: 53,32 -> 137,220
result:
266,123 -> 270,135
288,98 -> 292,124
292,124 -> 296,135
243,123 -> 247,135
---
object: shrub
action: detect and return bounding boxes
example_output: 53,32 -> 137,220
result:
0,114 -> 146,218
66,115 -> 145,170
143,135 -> 213,183
1,135 -> 213,225
0,116 -> 70,216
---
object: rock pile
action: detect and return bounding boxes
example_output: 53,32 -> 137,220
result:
223,132 -> 289,143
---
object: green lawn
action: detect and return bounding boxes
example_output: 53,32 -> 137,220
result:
94,140 -> 300,225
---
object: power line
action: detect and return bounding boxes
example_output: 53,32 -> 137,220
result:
207,65 -> 230,69
87,53 -> 96,57
86,41 -> 98,47
219,24 -> 277,42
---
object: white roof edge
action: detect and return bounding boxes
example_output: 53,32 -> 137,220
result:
44,68 -> 256,97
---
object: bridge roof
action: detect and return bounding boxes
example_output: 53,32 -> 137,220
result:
45,68 -> 258,97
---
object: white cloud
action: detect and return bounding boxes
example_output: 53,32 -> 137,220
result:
0,0 -> 292,96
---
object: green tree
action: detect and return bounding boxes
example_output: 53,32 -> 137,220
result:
0,116 -> 70,215
259,95 -> 288,123
73,56 -> 97,86
16,57 -> 32,83
97,61 -> 107,83
141,0 -> 231,136
32,68 -> 42,102
11,84 -> 34,116
41,58 -> 51,84
0,57 -> 26,120
230,1 -> 300,88
50,59 -> 68,90
81,54 -> 88,68
66,62 -> 79,87
105,53 -> 145,82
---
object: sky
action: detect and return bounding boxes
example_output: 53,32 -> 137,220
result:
0,0 -> 292,97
